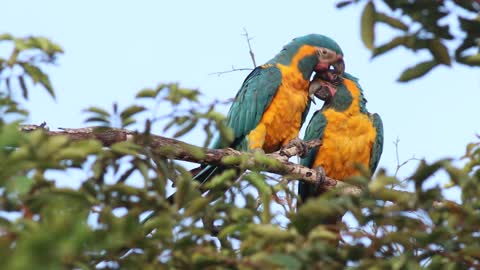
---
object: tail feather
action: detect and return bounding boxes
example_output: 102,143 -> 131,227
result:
192,165 -> 220,185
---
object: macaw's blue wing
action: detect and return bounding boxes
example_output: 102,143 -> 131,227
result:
196,65 -> 282,184
298,111 -> 328,203
369,113 -> 384,174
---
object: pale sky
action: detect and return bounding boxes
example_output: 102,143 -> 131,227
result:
2,0 -> 479,203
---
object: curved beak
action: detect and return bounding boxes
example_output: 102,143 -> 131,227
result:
309,76 -> 338,102
308,79 -> 322,104
332,57 -> 345,76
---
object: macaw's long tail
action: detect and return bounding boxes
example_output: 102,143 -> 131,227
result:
163,164 -> 220,205
191,164 -> 220,185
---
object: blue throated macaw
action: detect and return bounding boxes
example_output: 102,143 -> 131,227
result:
195,34 -> 345,183
298,72 -> 383,202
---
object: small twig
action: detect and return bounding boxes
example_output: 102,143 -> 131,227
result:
242,28 -> 257,68
208,28 -> 257,77
392,137 -> 420,186
209,66 -> 253,77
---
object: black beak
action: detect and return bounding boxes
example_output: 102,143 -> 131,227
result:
333,58 -> 345,76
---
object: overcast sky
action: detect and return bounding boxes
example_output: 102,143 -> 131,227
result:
3,0 -> 479,203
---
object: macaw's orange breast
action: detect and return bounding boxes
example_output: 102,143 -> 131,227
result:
313,109 -> 377,180
247,65 -> 309,153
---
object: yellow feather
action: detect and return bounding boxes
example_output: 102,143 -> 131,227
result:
313,79 -> 377,180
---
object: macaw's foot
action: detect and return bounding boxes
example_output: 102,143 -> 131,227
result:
314,166 -> 327,194
280,137 -> 308,158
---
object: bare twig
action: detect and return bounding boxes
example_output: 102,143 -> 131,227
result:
242,28 -> 257,68
209,66 -> 253,77
393,137 -> 420,186
208,28 -> 257,77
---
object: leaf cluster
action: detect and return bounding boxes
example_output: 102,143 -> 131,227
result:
339,0 -> 480,81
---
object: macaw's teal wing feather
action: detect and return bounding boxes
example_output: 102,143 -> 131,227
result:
223,65 -> 282,151
298,111 -> 328,202
195,65 -> 282,184
369,113 -> 384,174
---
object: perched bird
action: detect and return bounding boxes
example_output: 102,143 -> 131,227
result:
298,72 -> 383,203
195,34 -> 345,183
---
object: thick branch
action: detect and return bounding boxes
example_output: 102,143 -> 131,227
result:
21,125 -> 462,210
21,125 -> 359,194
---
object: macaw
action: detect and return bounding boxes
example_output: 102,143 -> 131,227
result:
298,72 -> 383,203
194,34 -> 345,183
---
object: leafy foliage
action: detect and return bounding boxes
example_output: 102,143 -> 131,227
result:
1,29 -> 479,270
339,0 -> 480,82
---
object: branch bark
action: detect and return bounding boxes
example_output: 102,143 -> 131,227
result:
20,125 -> 361,195
20,124 -> 461,212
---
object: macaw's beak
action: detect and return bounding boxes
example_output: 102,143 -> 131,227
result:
308,80 -> 322,104
332,57 -> 345,76
309,76 -> 337,101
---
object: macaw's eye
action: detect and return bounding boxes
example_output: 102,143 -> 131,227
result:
321,49 -> 327,55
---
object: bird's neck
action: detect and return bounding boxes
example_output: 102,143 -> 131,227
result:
269,45 -> 317,80
325,79 -> 367,114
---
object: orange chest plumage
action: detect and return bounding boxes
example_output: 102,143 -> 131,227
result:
247,64 -> 309,153
313,109 -> 377,180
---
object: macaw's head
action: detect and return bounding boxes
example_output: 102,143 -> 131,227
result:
309,71 -> 367,112
271,34 -> 345,80
309,70 -> 341,102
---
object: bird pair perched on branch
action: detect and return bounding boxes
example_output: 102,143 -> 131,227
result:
194,34 -> 384,205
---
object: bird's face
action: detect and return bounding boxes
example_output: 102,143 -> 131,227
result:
313,47 -> 345,76
308,71 -> 342,102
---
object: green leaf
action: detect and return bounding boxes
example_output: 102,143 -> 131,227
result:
20,63 -> 55,98
457,53 -> 480,66
7,48 -> 19,66
174,175 -> 192,209
185,197 -> 210,216
173,119 -> 198,138
57,140 -> 102,160
372,36 -> 407,58
397,60 -> 438,82
204,169 -> 236,190
135,88 -> 157,98
428,39 -> 451,65
0,122 -> 22,148
121,117 -> 136,128
267,254 -> 302,270
110,141 -> 141,155
251,224 -> 296,241
361,1 -> 376,50
83,106 -> 111,118
410,160 -> 446,190
0,33 -> 13,41
375,12 -> 408,31
27,36 -> 64,55
308,225 -> 338,241
120,105 -> 146,119
7,176 -> 34,196
84,116 -> 110,125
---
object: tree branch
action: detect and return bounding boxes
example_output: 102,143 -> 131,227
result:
208,66 -> 253,76
242,28 -> 257,68
20,125 -> 360,195
20,124 -> 462,214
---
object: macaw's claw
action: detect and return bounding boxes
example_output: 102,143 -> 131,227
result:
314,166 -> 327,193
280,137 -> 308,158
